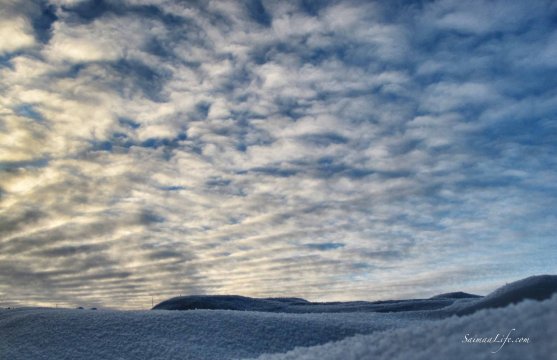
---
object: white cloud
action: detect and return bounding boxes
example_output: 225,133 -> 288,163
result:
0,17 -> 35,54
0,0 -> 41,55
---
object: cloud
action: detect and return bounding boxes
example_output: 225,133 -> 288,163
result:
0,0 -> 556,309
0,1 -> 40,55
0,18 -> 36,54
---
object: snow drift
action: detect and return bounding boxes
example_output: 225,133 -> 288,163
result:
447,275 -> 557,316
256,293 -> 557,360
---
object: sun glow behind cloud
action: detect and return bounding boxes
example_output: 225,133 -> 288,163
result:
0,0 -> 556,309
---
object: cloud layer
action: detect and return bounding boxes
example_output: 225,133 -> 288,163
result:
1,0 -> 556,309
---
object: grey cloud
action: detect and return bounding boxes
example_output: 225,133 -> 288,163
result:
0,208 -> 45,237
305,242 -> 345,251
32,243 -> 110,258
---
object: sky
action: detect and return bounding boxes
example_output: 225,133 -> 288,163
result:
0,0 -> 556,309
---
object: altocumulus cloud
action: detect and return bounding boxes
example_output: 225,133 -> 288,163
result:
0,0 -> 556,309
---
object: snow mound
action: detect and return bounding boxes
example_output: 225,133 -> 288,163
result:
256,294 -> 557,360
446,275 -> 557,315
153,295 -> 455,313
263,297 -> 310,304
152,295 -> 286,311
429,292 -> 481,299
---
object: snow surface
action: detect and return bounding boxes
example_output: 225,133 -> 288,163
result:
1,275 -> 556,360
256,294 -> 557,360
0,307 -> 425,360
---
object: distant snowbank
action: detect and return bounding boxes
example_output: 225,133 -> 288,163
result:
152,294 -> 301,312
256,293 -> 557,360
429,291 -> 481,300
